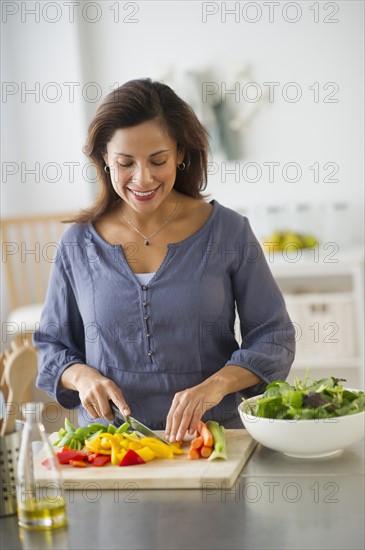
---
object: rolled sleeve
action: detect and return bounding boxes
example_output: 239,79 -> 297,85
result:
226,219 -> 296,394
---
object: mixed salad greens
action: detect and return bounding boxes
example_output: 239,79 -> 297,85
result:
243,372 -> 365,420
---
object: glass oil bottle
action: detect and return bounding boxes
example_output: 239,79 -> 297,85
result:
17,402 -> 67,530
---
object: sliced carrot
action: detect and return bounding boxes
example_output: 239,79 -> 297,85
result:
190,435 -> 204,450
197,420 -> 214,447
200,445 -> 213,458
188,448 -> 201,460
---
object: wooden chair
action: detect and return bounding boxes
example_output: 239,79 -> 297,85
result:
0,336 -> 38,435
0,335 -> 72,433
1,215 -> 78,432
1,213 -> 72,342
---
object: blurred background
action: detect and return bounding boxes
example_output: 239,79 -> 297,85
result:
1,1 -> 364,427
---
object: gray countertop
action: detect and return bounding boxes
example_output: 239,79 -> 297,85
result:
2,439 -> 364,550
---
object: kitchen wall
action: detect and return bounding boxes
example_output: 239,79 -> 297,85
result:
74,0 -> 364,244
1,0 -> 364,321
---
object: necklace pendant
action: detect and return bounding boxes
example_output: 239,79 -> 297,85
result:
144,240 -> 150,246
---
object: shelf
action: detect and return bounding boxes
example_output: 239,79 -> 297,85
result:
263,244 -> 364,265
291,357 -> 363,370
264,244 -> 364,278
267,244 -> 364,388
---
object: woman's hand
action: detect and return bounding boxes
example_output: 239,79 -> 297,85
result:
164,366 -> 261,442
60,363 -> 130,421
164,378 -> 225,443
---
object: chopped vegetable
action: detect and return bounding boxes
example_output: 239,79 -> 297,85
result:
139,437 -> 174,459
200,445 -> 213,458
86,453 -> 98,463
206,421 -> 227,461
65,418 -> 76,432
92,455 -> 111,467
119,449 -> 145,467
55,450 -> 88,464
69,459 -> 88,468
187,421 -> 215,460
88,423 -> 108,432
49,417 -> 189,468
135,447 -> 155,462
190,435 -> 204,450
53,418 -> 109,449
197,421 -> 214,447
116,422 -> 130,433
188,448 -> 201,460
168,441 -> 184,455
243,373 -> 365,420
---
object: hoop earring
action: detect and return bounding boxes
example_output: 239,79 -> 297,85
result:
177,162 -> 186,171
104,165 -> 110,173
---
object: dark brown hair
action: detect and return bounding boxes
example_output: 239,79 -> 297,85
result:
70,78 -> 210,223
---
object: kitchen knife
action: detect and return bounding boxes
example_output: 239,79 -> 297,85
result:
109,400 -> 172,446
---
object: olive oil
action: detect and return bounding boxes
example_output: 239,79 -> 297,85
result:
17,403 -> 68,531
17,497 -> 67,530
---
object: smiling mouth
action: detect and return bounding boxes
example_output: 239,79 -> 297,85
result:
127,186 -> 160,198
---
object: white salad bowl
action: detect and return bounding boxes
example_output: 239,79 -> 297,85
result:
238,392 -> 365,458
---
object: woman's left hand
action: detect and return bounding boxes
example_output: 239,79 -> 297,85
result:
164,365 -> 261,442
164,378 -> 225,442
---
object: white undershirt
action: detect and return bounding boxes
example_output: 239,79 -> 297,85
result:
134,272 -> 155,286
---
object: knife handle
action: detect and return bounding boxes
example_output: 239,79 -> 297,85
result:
109,400 -> 126,422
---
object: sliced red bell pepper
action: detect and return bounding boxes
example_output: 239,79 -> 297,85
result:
69,459 -> 88,468
86,452 -> 98,463
56,450 -> 88,464
119,449 -> 145,467
92,455 -> 111,467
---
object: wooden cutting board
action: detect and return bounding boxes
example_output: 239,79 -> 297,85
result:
35,430 -> 257,490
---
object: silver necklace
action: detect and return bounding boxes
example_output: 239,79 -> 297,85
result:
121,195 -> 179,246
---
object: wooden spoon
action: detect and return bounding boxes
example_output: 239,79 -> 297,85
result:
1,343 -> 38,436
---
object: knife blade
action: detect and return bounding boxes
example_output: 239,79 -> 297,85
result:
109,400 -> 172,446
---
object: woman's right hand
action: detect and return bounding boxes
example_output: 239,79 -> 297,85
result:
60,363 -> 130,421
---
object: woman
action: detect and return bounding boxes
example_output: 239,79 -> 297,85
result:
34,78 -> 295,442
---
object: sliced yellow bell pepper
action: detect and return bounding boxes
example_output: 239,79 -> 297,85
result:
84,437 -> 101,453
84,430 -> 180,463
120,432 -> 141,442
83,445 -> 111,455
100,437 -> 112,449
114,433 -> 128,443
128,441 -> 142,451
113,434 -> 132,449
139,437 -> 174,459
96,434 -> 122,464
135,447 -> 155,462
111,440 -> 122,465
169,441 -> 184,455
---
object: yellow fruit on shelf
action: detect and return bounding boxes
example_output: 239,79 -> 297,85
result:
263,231 -> 319,251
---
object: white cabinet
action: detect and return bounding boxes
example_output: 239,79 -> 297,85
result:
266,244 -> 364,388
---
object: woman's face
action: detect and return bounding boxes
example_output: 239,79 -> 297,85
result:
104,120 -> 184,215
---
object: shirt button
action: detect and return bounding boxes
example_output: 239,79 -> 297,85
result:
142,285 -> 148,291
147,351 -> 153,357
143,301 -> 149,307
146,333 -> 151,338
144,314 -> 149,320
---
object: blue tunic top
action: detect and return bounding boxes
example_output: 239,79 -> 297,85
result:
34,200 -> 295,428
